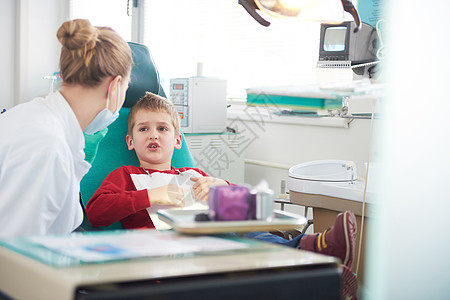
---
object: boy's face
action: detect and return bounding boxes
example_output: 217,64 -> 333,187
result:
126,109 -> 182,170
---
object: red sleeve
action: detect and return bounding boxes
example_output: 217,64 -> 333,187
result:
86,166 -> 151,227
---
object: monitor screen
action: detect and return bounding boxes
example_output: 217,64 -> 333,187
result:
323,26 -> 347,51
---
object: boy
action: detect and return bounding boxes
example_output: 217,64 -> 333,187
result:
86,92 -> 229,229
87,93 -> 358,298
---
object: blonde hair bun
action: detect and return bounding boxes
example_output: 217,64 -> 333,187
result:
57,19 -> 98,65
57,19 -> 132,87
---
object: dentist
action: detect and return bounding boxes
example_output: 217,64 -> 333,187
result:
0,19 -> 132,237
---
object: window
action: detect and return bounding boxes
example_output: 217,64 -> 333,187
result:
69,0 -> 322,99
70,0 -> 132,42
143,0 -> 321,98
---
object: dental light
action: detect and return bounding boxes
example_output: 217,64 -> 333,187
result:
238,0 -> 361,32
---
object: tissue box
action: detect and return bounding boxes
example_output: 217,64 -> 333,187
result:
208,186 -> 251,221
208,184 -> 275,221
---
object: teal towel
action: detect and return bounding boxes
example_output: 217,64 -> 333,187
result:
83,128 -> 109,165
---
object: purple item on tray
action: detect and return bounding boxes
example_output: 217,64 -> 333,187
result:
208,185 -> 251,221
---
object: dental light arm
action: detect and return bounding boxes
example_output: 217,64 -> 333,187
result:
238,0 -> 271,27
238,0 -> 362,32
341,0 -> 361,32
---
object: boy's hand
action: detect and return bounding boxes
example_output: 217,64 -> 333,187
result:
190,177 -> 228,202
147,184 -> 185,207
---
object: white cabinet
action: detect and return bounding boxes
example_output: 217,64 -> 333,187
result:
184,133 -> 245,184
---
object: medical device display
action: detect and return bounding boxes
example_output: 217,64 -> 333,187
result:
170,77 -> 227,133
318,21 -> 377,65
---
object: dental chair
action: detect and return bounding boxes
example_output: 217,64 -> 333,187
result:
79,42 -> 195,231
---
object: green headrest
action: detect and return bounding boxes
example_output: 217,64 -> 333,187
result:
125,42 -> 165,107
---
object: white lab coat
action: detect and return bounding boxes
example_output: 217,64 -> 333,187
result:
0,92 -> 90,237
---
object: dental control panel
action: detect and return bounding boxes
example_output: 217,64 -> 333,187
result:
170,77 -> 227,133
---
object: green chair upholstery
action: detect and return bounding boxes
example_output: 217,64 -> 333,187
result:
80,42 -> 195,230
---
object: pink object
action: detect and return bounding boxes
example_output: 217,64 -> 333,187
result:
208,186 -> 251,221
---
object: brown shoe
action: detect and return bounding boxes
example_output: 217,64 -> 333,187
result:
300,211 -> 357,268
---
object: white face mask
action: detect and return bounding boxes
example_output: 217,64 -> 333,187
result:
84,81 -> 121,135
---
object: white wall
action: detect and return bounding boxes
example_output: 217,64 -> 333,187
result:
226,103 -> 375,224
0,0 -> 68,109
228,111 -> 373,195
0,0 -> 16,109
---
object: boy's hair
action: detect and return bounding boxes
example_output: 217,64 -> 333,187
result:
128,92 -> 181,136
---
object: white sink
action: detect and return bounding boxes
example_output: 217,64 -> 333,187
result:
288,160 -> 374,202
289,160 -> 357,182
